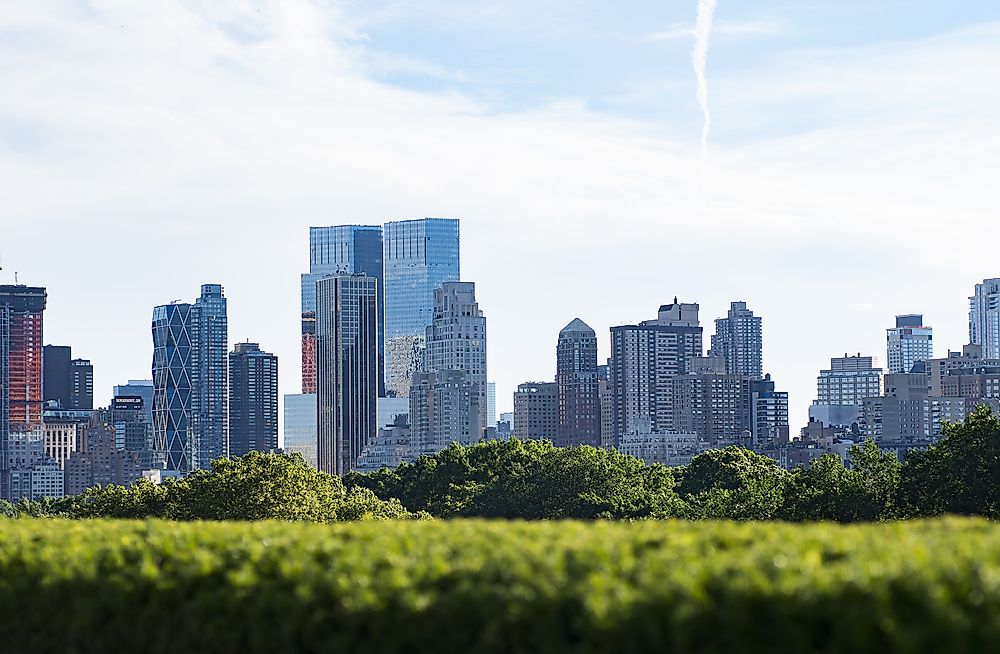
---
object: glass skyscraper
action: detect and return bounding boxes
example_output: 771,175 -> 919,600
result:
152,284 -> 229,473
316,275 -> 379,475
301,226 -> 383,394
383,218 -> 460,397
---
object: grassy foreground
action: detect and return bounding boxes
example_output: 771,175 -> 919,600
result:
1,518 -> 999,653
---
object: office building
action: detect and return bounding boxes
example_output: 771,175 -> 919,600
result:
301,225 -> 383,394
316,275 -> 378,475
151,284 -> 229,473
886,314 -> 933,374
1,285 -> 46,493
283,393 -> 317,468
710,301 -> 763,379
409,370 -> 480,456
556,318 -> 600,447
970,279 -> 1000,359
609,299 -> 703,442
228,342 -> 278,457
383,218 -> 460,397
513,382 -> 558,441
420,281 -> 487,434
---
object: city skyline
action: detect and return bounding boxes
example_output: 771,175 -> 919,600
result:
4,2 -> 1000,433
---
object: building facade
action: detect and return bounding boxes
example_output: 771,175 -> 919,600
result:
815,355 -> 883,406
970,279 -> 1000,360
556,318 -> 600,447
301,225 -> 383,395
886,314 -> 933,374
710,301 -> 763,379
283,393 -> 317,468
383,218 -> 460,397
151,284 -> 229,473
513,382 -> 558,441
1,285 -> 46,491
609,300 -> 703,444
862,373 -> 967,444
421,281 -> 487,433
316,275 -> 379,475
228,342 -> 278,457
410,370 -> 480,456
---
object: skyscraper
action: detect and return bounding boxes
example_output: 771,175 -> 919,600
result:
1,285 -> 46,474
283,393 -> 318,468
151,284 -> 229,473
42,345 -> 71,408
815,355 -> 883,406
70,358 -> 93,410
710,301 -> 763,379
421,281 -> 487,433
556,318 -> 600,447
609,299 -> 703,443
410,370 -> 480,456
886,314 -> 933,374
970,279 -> 1000,360
316,275 -> 378,475
301,226 -> 383,394
383,218 -> 460,398
228,342 -> 278,457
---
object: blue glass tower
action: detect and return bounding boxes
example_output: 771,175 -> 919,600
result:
383,218 -> 460,397
301,226 -> 383,395
152,284 -> 229,473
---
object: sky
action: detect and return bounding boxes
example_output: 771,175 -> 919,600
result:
3,0 -> 1000,432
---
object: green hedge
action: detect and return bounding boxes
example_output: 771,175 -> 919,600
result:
2,519 -> 1000,653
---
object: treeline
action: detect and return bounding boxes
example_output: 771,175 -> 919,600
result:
5,406 -> 1000,523
346,404 -> 1000,521
0,451 -> 414,521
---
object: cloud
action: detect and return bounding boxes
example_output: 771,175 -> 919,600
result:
2,2 -> 998,433
647,18 -> 786,42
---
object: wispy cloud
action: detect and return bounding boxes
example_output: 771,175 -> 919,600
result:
647,18 -> 786,42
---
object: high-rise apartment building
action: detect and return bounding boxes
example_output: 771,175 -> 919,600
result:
710,301 -> 763,379
666,371 -> 751,445
609,299 -> 703,443
815,355 -> 883,406
316,275 -> 378,475
1,285 -> 46,477
862,373 -> 967,444
383,218 -> 460,397
421,281 -> 487,433
70,358 -> 93,410
513,382 -> 558,441
750,374 -> 790,446
886,314 -> 933,374
151,284 -> 229,473
556,318 -> 600,447
228,342 -> 278,457
301,226 -> 383,394
410,370 -> 480,456
113,380 -> 154,424
970,279 -> 1000,360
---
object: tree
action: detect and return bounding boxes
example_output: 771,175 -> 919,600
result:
678,447 -> 789,520
898,405 -> 1000,518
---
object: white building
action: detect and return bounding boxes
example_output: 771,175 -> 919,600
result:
886,314 -> 933,374
710,301 -> 763,379
816,354 -> 883,406
970,279 -> 1000,359
616,417 -> 701,467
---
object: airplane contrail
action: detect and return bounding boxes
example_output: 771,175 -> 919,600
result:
692,0 -> 718,160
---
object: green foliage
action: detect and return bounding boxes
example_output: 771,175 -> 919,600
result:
2,518 -> 1000,653
64,451 -> 413,522
679,446 -> 790,519
347,439 -> 684,519
899,405 -> 1000,517
780,441 -> 900,522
